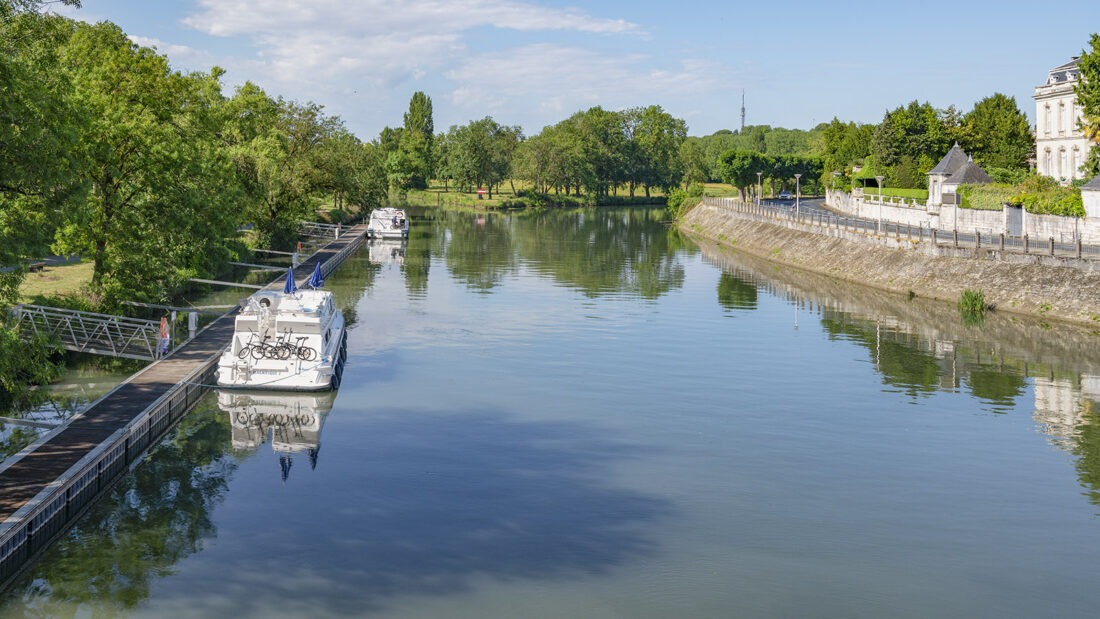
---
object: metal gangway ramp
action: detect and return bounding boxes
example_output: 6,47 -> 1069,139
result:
298,220 -> 343,239
12,305 -> 162,361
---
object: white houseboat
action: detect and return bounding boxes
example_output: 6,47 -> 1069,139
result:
217,269 -> 347,391
366,207 -> 409,239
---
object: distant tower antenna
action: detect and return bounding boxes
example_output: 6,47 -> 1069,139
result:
740,90 -> 746,133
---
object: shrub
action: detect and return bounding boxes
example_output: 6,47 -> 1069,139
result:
958,288 -> 990,326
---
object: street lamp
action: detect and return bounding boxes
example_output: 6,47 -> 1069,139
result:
794,173 -> 802,217
874,175 -> 885,234
756,171 -> 762,206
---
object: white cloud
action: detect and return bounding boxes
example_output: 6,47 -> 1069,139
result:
445,45 -> 735,131
127,35 -> 208,66
183,0 -> 641,38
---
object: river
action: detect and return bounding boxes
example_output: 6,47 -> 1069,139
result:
3,206 -> 1100,618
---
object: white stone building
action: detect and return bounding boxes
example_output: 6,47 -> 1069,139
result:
1034,58 -> 1090,182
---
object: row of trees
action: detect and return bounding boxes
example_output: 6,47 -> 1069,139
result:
377,102 -> 690,201
1,5 -> 388,309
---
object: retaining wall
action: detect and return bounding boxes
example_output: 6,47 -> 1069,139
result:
681,200 -> 1100,327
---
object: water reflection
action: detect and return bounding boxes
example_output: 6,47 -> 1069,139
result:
4,407 -> 235,616
716,270 -> 759,311
217,390 -> 335,482
0,403 -> 670,616
696,238 -> 1100,510
424,208 -> 692,299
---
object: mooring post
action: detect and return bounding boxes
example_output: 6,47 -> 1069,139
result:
1024,234 -> 1029,254
1050,236 -> 1055,256
1078,238 -> 1083,259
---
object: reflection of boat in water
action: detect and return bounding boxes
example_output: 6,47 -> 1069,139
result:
368,239 -> 407,265
366,207 -> 409,239
217,390 -> 335,481
217,288 -> 347,391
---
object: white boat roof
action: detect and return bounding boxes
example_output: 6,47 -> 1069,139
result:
242,289 -> 334,316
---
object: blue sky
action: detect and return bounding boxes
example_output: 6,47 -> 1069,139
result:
59,1 -> 1100,140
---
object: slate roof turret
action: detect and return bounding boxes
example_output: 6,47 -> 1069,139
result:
946,160 -> 993,185
928,143 -> 970,176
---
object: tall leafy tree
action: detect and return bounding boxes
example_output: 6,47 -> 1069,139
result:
716,150 -> 769,201
959,93 -> 1033,171
402,91 -> 434,188
635,105 -> 687,197
1077,33 -> 1100,177
0,8 -> 83,293
871,101 -> 956,188
448,117 -> 522,199
53,22 -> 240,305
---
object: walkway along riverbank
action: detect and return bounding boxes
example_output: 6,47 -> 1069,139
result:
680,198 -> 1100,328
0,224 -> 368,590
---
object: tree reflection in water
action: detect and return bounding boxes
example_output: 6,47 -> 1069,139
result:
1,403 -> 671,617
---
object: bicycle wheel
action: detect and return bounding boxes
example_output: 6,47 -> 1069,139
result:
297,346 -> 317,361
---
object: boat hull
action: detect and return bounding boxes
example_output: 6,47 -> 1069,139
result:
216,290 -> 348,391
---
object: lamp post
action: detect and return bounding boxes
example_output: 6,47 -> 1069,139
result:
794,173 -> 802,217
875,175 -> 885,234
756,171 -> 763,206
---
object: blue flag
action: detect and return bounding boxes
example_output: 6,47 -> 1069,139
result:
308,261 -> 324,289
283,267 -> 297,294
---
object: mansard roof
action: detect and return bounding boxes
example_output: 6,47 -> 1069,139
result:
1083,176 -> 1100,191
944,160 -> 993,185
1045,57 -> 1080,85
928,143 -> 970,176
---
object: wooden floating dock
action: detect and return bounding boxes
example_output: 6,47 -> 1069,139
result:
0,224 -> 368,588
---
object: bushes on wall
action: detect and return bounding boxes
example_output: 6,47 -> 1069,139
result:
958,176 -> 1084,217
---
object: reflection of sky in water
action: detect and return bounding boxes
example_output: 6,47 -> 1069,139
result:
8,209 -> 1100,618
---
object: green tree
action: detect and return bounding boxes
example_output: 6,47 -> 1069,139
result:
1076,33 -> 1100,177
402,91 -> 434,188
635,105 -> 687,197
679,139 -> 709,188
871,101 -> 956,188
959,94 -> 1033,171
448,117 -> 523,198
53,22 -> 241,305
716,150 -> 769,201
0,8 -> 83,292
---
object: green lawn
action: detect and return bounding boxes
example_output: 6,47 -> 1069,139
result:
19,261 -> 93,303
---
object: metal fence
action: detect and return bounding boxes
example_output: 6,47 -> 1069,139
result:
703,197 -> 1100,262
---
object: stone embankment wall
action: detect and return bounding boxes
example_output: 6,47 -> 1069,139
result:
680,200 -> 1100,328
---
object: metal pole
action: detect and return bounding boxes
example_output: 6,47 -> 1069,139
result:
794,173 -> 801,218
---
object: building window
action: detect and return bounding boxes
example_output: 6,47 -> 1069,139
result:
1045,104 -> 1051,135
1059,102 -> 1066,134
1045,149 -> 1052,176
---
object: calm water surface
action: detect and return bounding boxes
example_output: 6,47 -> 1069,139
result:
4,207 -> 1100,618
